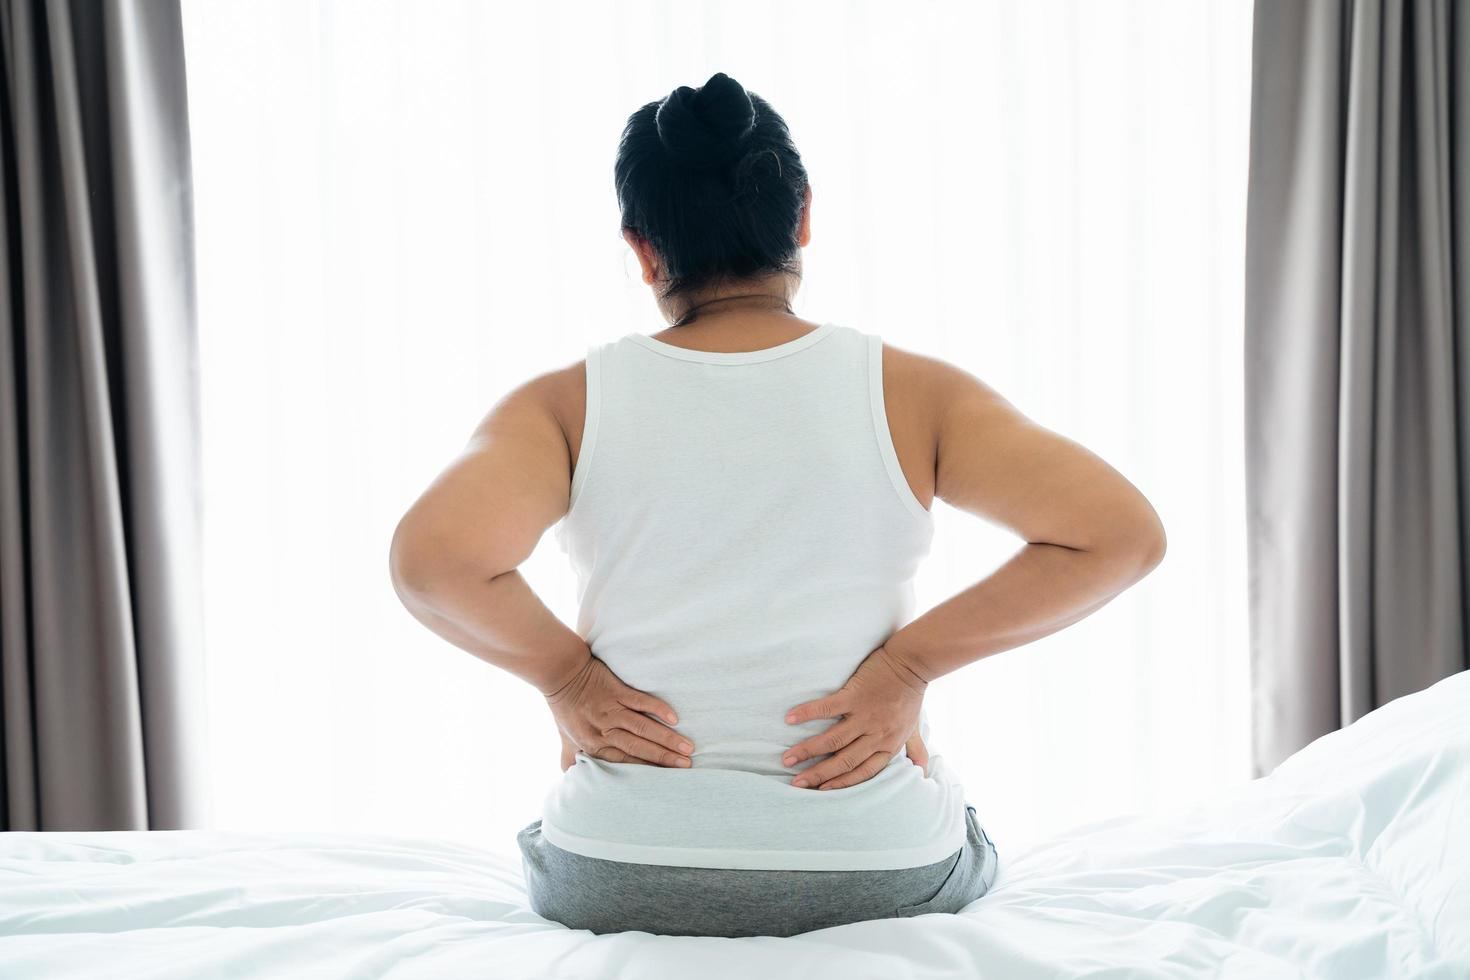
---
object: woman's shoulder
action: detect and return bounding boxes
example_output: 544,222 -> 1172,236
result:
478,355 -> 589,474
876,338 -> 1013,443
877,337 -> 1000,404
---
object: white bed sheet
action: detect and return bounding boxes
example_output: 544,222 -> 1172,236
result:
2,668 -> 1466,979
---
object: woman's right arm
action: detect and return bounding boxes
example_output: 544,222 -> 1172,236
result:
881,349 -> 1168,687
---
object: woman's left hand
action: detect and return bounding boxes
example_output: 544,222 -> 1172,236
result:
558,729 -> 579,772
545,653 -> 695,769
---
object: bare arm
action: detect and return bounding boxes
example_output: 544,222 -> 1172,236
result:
881,350 -> 1167,687
387,364 -> 591,697
388,362 -> 694,769
778,346 -> 1167,792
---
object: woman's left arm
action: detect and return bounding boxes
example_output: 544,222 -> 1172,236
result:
388,362 -> 695,770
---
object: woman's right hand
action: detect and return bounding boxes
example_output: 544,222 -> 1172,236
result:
780,643 -> 930,791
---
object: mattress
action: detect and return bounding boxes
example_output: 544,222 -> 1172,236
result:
2,668 -> 1466,979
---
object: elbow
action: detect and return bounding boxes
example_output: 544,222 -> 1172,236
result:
1070,498 -> 1165,586
1136,512 -> 1167,576
389,514 -> 454,606
1113,502 -> 1167,582
389,503 -> 528,609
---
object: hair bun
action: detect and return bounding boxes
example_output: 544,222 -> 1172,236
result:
655,72 -> 757,171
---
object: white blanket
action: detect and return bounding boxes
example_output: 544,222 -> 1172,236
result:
2,668 -> 1467,979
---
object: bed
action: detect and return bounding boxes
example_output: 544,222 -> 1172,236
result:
2,668 -> 1466,980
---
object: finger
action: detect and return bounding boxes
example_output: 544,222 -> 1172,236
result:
605,727 -> 691,768
813,751 -> 892,791
781,719 -> 861,767
617,707 -> 695,757
792,732 -> 881,788
619,689 -> 680,726
590,743 -> 661,766
785,693 -> 849,726
905,733 -> 930,773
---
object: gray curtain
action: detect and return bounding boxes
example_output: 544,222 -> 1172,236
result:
0,0 -> 204,829
1245,0 -> 1470,778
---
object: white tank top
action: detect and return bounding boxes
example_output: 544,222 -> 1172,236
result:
540,320 -> 970,871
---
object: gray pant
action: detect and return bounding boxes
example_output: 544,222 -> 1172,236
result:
516,802 -> 999,938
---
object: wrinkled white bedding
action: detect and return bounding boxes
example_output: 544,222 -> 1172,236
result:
2,669 -> 1466,979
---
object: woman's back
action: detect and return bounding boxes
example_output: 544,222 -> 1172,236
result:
539,319 -> 971,871
390,71 -> 1163,932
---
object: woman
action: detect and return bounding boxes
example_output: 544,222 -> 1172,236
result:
388,72 -> 1166,938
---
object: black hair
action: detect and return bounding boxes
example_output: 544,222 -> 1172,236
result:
614,72 -> 809,304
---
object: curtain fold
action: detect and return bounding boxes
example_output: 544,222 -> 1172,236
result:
1245,0 -> 1470,778
0,0 -> 204,830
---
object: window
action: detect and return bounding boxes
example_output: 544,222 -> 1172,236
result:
183,0 -> 1252,855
